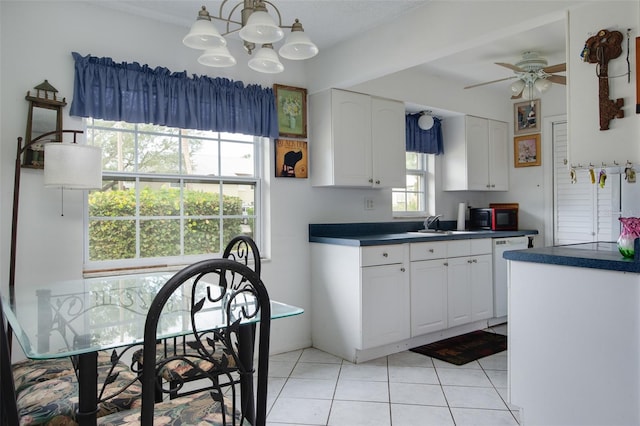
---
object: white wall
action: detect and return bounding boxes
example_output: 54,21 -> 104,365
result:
567,1 -> 640,166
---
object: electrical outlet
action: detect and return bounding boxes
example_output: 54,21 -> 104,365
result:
364,198 -> 374,210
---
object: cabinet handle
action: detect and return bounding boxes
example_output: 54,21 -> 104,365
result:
491,184 -> 495,188
473,259 -> 478,263
443,262 -> 448,266
400,267 -> 405,272
486,184 -> 490,188
368,178 -> 373,183
375,179 -> 381,184
428,248 -> 434,253
467,259 -> 473,264
382,252 -> 388,257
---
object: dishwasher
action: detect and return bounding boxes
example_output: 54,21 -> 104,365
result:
489,236 -> 529,326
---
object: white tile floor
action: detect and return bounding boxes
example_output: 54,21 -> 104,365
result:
265,325 -> 518,426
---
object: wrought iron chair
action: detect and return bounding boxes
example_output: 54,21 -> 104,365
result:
133,235 -> 262,400
98,258 -> 271,426
0,297 -> 141,425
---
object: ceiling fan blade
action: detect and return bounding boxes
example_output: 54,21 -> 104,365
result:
543,63 -> 566,73
546,75 -> 566,85
495,62 -> 525,72
464,76 -> 518,89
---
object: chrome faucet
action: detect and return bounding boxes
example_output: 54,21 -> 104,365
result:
424,214 -> 442,230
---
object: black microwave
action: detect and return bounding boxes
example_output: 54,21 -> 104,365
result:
469,207 -> 518,231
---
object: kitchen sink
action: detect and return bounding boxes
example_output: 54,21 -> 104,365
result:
407,230 -> 478,236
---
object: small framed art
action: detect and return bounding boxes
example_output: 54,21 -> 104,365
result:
274,84 -> 307,138
514,133 -> 541,167
514,99 -> 540,135
275,139 -> 308,178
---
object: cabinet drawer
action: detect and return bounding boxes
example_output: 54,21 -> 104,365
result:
471,238 -> 492,255
410,241 -> 447,261
361,245 -> 404,266
447,239 -> 471,257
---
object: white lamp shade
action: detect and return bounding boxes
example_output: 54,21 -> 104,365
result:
183,19 -> 226,50
279,31 -> 318,60
522,85 -> 534,100
248,46 -> 284,73
510,79 -> 525,94
198,46 -> 237,67
418,114 -> 434,130
239,11 -> 284,44
44,143 -> 102,189
534,78 -> 552,93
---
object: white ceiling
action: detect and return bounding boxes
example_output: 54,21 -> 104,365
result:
93,0 -> 567,111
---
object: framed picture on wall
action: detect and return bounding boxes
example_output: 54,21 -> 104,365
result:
514,99 -> 541,135
274,84 -> 307,138
514,133 -> 541,167
275,139 -> 308,178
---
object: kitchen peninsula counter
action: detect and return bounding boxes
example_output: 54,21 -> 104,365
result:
506,240 -> 640,425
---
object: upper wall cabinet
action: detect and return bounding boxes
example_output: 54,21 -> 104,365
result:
309,88 -> 405,188
442,115 -> 508,191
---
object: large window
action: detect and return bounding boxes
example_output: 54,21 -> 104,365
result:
392,152 -> 430,215
84,119 -> 262,270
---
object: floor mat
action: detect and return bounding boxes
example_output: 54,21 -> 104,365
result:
410,330 -> 507,365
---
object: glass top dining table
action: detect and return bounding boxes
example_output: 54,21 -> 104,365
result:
3,270 -> 303,426
3,271 -> 303,359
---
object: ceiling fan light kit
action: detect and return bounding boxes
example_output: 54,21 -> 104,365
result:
183,1 -> 318,74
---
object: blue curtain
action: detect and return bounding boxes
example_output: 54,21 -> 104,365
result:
70,52 -> 279,138
405,113 -> 443,155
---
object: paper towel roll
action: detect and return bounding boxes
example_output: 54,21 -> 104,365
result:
457,202 -> 467,230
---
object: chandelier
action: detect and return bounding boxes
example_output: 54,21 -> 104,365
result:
183,0 -> 319,74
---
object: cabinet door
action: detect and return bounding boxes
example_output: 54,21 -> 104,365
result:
361,263 -> 410,349
371,97 -> 406,188
471,254 -> 494,321
332,90 -> 372,186
466,116 -> 490,190
488,120 -> 509,191
410,259 -> 447,335
447,257 -> 472,327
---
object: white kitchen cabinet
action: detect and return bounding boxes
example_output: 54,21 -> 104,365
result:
410,239 -> 493,332
443,115 -> 508,191
362,263 -> 411,348
309,88 -> 405,188
310,243 -> 410,362
410,258 -> 447,335
311,238 -> 493,363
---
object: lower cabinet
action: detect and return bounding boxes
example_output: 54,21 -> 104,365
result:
311,238 -> 493,363
410,239 -> 493,334
361,263 -> 410,348
447,253 -> 493,327
410,259 -> 447,335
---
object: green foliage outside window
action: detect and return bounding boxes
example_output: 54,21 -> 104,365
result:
88,187 -> 243,261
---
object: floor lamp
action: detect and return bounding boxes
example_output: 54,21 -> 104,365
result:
9,129 -> 102,319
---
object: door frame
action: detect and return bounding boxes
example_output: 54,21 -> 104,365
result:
543,114 -> 567,247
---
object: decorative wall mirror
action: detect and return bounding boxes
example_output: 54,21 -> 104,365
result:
23,80 -> 66,168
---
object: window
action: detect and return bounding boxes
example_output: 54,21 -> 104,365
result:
392,152 -> 430,215
84,119 -> 262,270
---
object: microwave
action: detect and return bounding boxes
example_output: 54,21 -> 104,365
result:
469,207 -> 518,231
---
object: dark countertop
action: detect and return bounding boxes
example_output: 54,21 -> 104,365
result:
309,221 -> 538,247
503,241 -> 640,273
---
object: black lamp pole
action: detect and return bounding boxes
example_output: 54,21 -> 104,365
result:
8,130 -> 83,323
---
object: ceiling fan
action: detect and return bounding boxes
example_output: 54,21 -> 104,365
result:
464,51 -> 566,99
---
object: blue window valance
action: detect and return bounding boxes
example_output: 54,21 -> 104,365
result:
405,113 -> 444,155
70,52 -> 279,138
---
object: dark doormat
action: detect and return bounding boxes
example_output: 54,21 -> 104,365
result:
410,330 -> 507,365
